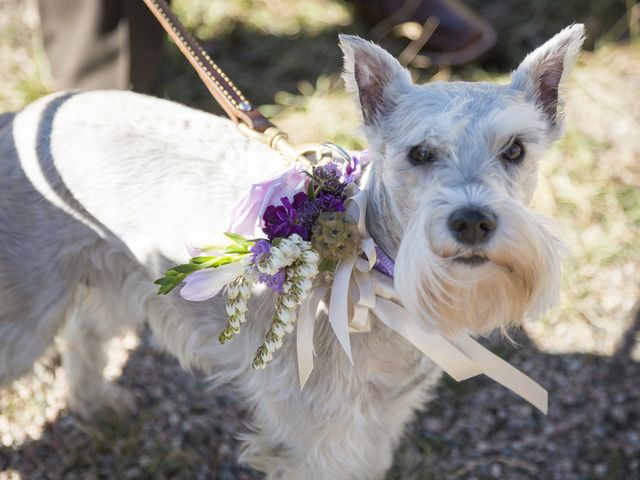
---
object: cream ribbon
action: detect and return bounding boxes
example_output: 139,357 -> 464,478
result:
296,187 -> 548,414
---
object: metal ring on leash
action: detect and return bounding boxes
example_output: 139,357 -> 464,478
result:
317,142 -> 353,165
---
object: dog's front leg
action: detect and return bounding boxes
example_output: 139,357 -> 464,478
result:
237,332 -> 437,480
61,285 -> 138,420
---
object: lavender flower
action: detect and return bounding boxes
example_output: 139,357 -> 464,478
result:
250,240 -> 287,292
259,268 -> 286,292
292,191 -> 345,231
250,239 -> 271,264
312,162 -> 345,195
344,152 -> 367,183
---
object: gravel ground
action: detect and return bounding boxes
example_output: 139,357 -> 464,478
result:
1,319 -> 639,480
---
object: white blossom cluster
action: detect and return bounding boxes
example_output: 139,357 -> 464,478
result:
219,270 -> 256,344
254,234 -> 308,275
253,240 -> 320,369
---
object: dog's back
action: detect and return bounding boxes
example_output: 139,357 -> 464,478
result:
0,104 -> 71,383
0,98 -> 93,384
0,90 -> 284,387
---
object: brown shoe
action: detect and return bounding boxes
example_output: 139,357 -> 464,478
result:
352,0 -> 497,66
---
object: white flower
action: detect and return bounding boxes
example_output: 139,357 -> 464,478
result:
298,263 -> 318,278
260,349 -> 272,363
180,261 -> 245,301
276,308 -> 294,324
296,278 -> 313,294
239,281 -> 252,298
219,267 -> 254,344
227,282 -> 240,298
302,249 -> 320,263
281,295 -> 298,309
272,322 -> 286,337
251,237 -> 320,369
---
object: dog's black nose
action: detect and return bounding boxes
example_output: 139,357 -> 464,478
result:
448,207 -> 497,245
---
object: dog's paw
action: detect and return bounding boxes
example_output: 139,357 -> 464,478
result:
68,383 -> 137,421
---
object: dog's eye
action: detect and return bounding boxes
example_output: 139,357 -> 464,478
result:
501,139 -> 525,163
408,146 -> 435,165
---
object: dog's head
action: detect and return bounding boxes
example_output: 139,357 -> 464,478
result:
340,25 -> 585,335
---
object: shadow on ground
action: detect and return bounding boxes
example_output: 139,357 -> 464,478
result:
152,23 -> 362,115
1,305 -> 638,480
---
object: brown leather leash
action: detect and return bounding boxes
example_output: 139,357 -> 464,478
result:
142,0 -> 311,164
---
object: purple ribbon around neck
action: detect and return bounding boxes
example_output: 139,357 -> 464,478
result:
373,246 -> 395,278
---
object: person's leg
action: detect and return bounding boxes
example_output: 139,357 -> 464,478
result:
38,0 -> 129,90
123,0 -> 167,93
39,0 -> 166,92
351,0 -> 496,66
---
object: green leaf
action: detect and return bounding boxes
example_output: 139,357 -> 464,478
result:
222,244 -> 250,254
172,263 -> 204,274
190,256 -> 217,265
223,232 -> 252,248
210,255 -> 238,267
303,170 -> 321,184
307,181 -> 316,200
160,268 -> 181,277
154,273 -> 186,295
153,241 -> 251,296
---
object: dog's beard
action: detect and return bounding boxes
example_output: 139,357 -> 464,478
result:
394,194 -> 566,336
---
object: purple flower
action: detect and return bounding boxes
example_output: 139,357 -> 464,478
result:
291,191 -> 309,210
259,268 -> 286,292
293,191 -> 345,230
344,152 -> 367,183
228,167 -> 307,236
262,196 -> 309,240
317,191 -> 345,212
250,239 -> 272,264
248,241 -> 287,292
312,162 -> 345,194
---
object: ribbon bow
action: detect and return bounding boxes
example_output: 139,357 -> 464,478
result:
296,186 -> 548,414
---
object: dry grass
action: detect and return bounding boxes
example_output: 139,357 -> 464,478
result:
528,43 -> 640,355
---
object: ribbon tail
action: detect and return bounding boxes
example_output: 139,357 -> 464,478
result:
328,255 -> 358,363
297,283 -> 328,389
373,297 -> 482,381
453,335 -> 548,414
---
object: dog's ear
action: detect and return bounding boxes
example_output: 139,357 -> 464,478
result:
339,35 -> 411,126
511,24 -> 585,135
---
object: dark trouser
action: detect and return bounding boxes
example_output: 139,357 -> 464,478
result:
38,0 -> 167,92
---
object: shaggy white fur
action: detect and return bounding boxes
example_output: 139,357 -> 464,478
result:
0,25 -> 584,479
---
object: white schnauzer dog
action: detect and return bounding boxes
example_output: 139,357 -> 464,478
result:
0,24 -> 583,479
